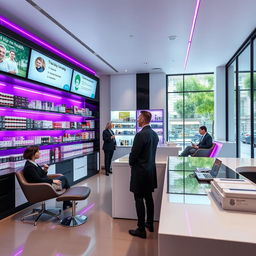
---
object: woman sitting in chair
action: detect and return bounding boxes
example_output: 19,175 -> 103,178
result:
23,146 -> 72,210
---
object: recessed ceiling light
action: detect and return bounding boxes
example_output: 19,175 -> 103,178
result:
129,34 -> 134,38
152,68 -> 161,71
124,69 -> 128,72
168,35 -> 177,40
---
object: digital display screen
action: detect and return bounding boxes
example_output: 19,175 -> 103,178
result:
28,49 -> 72,91
0,33 -> 30,78
71,70 -> 97,98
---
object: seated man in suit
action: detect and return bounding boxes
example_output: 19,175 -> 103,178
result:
179,126 -> 213,157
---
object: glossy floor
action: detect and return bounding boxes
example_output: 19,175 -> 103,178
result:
0,173 -> 158,256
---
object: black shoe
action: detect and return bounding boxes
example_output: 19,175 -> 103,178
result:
109,171 -> 112,174
129,228 -> 146,239
105,173 -> 109,176
145,222 -> 154,232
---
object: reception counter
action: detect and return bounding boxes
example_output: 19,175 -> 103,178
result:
159,157 -> 256,256
112,155 -> 256,255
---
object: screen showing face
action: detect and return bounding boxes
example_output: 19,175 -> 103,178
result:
71,70 -> 97,98
0,33 -> 30,78
28,50 -> 72,91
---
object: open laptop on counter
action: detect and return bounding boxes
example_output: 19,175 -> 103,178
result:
195,158 -> 222,181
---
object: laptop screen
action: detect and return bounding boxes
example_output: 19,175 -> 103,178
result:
210,158 -> 222,177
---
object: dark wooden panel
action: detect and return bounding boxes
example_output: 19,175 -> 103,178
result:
136,73 -> 149,110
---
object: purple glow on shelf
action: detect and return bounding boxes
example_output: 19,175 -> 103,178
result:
184,0 -> 201,70
14,86 -> 62,99
79,202 -> 95,215
0,129 -> 87,137
209,142 -> 223,158
0,139 -> 94,156
0,107 -> 86,121
0,16 -> 96,76
12,247 -> 24,256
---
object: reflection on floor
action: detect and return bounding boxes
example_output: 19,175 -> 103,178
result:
0,173 -> 158,256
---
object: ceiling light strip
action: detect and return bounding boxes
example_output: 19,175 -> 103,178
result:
25,0 -> 118,73
0,16 -> 96,75
184,0 -> 201,70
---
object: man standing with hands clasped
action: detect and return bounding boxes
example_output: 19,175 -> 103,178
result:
129,111 -> 159,239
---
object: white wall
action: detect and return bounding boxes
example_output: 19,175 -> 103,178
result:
99,75 -> 111,168
150,73 -> 166,140
214,66 -> 226,140
110,74 -> 136,110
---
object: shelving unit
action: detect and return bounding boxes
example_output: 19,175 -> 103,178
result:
111,111 -> 136,146
136,109 -> 164,143
0,17 -> 100,220
0,79 -> 99,171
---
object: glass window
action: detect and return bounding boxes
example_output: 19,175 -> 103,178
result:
238,45 -> 251,158
167,74 -> 214,149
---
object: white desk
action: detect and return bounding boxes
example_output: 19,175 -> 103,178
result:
158,157 -> 256,256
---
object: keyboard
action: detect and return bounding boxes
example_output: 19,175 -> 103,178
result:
203,173 -> 212,179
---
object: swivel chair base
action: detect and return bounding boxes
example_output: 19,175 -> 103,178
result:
21,201 -> 61,226
60,215 -> 88,227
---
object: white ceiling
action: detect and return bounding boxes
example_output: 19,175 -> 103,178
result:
0,0 -> 255,76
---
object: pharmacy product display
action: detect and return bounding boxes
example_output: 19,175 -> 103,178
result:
0,16 -> 99,220
111,111 -> 136,146
136,109 -> 164,143
0,79 -> 98,170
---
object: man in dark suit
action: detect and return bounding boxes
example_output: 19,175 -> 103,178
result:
102,122 -> 116,176
128,111 -> 159,239
179,126 -> 213,156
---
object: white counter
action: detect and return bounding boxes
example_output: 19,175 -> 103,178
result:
158,157 -> 256,256
112,155 -> 166,220
113,144 -> 181,161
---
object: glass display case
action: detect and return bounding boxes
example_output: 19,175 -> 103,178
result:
136,109 -> 164,143
111,111 -> 136,146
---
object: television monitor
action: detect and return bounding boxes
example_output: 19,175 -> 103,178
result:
27,49 -> 72,91
0,33 -> 30,78
71,70 -> 97,98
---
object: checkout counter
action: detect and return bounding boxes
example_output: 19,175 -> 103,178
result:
112,156 -> 256,256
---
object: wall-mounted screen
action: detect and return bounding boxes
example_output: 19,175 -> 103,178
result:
28,49 -> 72,91
71,70 -> 97,98
0,33 -> 30,78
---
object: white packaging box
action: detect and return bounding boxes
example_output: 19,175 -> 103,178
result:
211,180 -> 256,212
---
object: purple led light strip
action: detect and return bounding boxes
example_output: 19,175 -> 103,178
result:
79,202 -> 95,215
0,16 -> 96,76
184,0 -> 201,70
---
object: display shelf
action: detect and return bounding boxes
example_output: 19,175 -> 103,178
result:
111,121 -> 136,124
0,128 -> 95,131
0,139 -> 95,151
137,109 -> 164,144
111,111 -> 136,147
0,151 -> 96,173
115,134 -> 135,136
0,105 -> 95,118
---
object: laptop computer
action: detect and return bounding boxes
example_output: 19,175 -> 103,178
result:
195,158 -> 222,181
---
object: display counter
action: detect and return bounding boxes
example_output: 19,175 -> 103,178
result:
158,157 -> 256,256
112,155 -> 166,220
113,143 -> 181,161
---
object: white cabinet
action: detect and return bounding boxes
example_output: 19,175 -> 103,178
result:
73,156 -> 87,181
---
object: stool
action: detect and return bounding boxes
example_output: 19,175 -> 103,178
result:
57,186 -> 91,227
